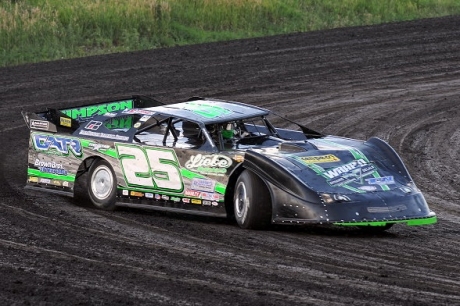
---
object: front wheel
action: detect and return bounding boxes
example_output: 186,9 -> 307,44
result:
233,170 -> 272,229
87,159 -> 117,210
357,224 -> 393,233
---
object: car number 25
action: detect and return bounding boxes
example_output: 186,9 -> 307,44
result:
116,144 -> 184,192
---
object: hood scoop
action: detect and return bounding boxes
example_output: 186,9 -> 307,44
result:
279,142 -> 315,153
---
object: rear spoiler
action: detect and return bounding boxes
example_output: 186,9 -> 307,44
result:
22,95 -> 164,132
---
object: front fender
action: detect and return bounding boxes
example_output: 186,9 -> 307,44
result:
363,137 -> 413,182
242,150 -> 326,222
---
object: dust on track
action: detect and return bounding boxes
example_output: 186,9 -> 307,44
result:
1,16 -> 460,305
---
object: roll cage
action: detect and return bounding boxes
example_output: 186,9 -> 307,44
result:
133,113 -> 282,152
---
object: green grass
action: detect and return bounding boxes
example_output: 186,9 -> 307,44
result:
1,0 -> 460,67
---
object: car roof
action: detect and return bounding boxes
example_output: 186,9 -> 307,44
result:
143,98 -> 270,124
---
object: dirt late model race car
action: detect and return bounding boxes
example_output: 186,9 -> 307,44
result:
22,96 -> 437,231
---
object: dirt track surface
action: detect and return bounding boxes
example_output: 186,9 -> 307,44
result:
1,16 -> 460,305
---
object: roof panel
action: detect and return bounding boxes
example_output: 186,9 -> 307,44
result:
145,99 -> 269,124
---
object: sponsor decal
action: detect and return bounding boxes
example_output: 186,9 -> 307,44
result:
34,159 -> 68,175
52,180 -> 62,186
190,178 -> 216,192
211,201 -> 219,206
192,168 -> 226,175
88,143 -> 111,151
122,109 -> 155,116
105,116 -> 134,130
233,155 -> 244,163
185,154 -> 232,176
61,100 -> 134,121
333,194 -> 351,202
133,122 -> 141,129
185,154 -> 232,169
323,159 -> 369,179
299,154 -> 340,164
367,204 -> 407,213
202,200 -> 212,206
130,191 -> 143,197
366,176 -> 394,185
161,195 -> 169,201
40,178 -> 51,184
323,159 -> 375,186
85,121 -> 103,130
182,198 -> 190,203
400,186 -> 412,193
184,189 -> 201,198
155,194 -> 161,200
139,115 -> 151,122
358,186 -> 377,192
62,181 -> 69,187
182,102 -> 232,119
191,199 -> 201,205
30,120 -> 49,131
33,134 -> 82,157
28,176 -> 39,183
171,197 -> 180,202
201,192 -> 220,201
104,112 -> 117,117
60,117 -> 72,127
122,190 -> 129,196
145,193 -> 154,198
79,130 -> 129,141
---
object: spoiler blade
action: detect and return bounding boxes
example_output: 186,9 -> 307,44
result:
22,95 -> 165,132
59,95 -> 164,123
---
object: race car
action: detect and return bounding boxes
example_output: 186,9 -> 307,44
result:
22,95 -> 437,231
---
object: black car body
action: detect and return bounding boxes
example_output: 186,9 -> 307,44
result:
23,96 -> 437,230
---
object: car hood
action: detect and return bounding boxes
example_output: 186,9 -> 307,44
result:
251,136 -> 416,195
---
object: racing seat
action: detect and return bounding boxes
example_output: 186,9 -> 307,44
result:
181,121 -> 203,147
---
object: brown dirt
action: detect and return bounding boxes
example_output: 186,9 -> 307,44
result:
1,15 -> 460,305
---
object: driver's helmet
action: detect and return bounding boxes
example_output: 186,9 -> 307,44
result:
221,123 -> 236,140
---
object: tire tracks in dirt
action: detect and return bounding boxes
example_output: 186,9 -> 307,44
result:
1,15 -> 460,306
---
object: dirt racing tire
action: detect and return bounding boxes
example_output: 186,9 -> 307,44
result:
87,159 -> 117,210
233,170 -> 272,229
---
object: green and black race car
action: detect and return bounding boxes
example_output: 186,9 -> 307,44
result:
22,96 -> 437,231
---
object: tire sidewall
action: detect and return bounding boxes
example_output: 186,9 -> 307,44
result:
88,159 -> 117,210
234,173 -> 254,228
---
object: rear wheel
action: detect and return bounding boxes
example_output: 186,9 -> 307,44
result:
233,170 -> 271,229
87,159 -> 117,210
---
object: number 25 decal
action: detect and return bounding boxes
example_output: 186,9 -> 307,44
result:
116,144 -> 183,192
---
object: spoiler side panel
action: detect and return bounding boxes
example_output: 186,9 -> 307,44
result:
25,132 -> 84,197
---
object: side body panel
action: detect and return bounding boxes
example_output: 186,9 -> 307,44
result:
112,144 -> 244,217
26,131 -> 244,217
27,132 -> 85,195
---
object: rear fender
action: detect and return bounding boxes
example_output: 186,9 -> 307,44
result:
76,156 -> 100,179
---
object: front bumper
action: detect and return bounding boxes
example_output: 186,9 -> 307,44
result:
270,183 -> 437,227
